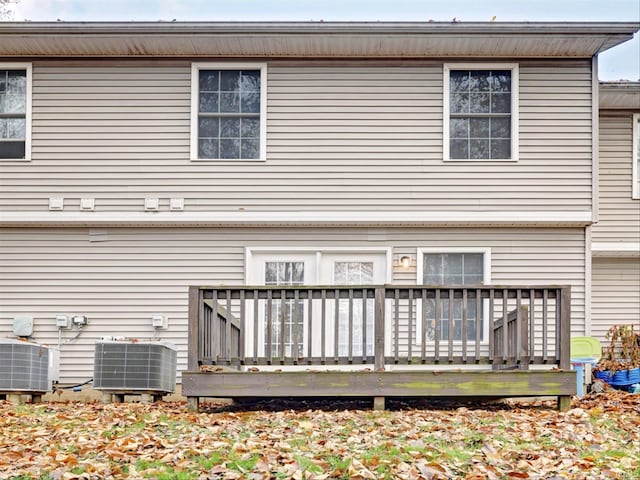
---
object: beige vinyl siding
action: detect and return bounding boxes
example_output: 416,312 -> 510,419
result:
593,115 -> 640,243
0,226 -> 585,384
591,258 -> 640,342
0,60 -> 592,213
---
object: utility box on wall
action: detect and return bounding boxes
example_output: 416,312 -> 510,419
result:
12,316 -> 33,337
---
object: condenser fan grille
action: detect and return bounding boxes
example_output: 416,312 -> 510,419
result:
0,340 -> 50,392
93,342 -> 176,393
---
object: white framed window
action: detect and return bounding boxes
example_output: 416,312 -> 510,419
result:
416,248 -> 491,343
190,63 -> 266,161
0,63 -> 31,161
443,63 -> 518,162
633,113 -> 639,200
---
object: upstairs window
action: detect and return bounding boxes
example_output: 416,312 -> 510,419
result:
633,114 -> 639,200
191,63 -> 266,161
0,64 -> 31,161
444,64 -> 518,161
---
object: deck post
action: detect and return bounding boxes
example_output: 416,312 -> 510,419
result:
557,286 -> 572,411
188,286 -> 201,372
187,396 -> 200,412
187,286 -> 201,411
374,287 -> 385,372
374,287 -> 386,409
558,396 -> 571,412
558,286 -> 572,371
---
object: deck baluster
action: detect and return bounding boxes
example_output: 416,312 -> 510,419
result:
502,289 -> 508,364
307,289 -> 313,364
515,289 -> 522,364
361,288 -> 368,363
462,289 -> 468,363
321,290 -> 326,363
475,288 -> 481,362
334,289 -> 340,363
448,289 -> 454,363
394,288 -> 400,363
348,288 -> 354,363
420,288 -> 427,363
279,289 -> 286,363
266,290 -> 273,363
253,290 -> 259,364
434,289 -> 441,362
225,290 -> 232,363
374,287 -> 385,371
543,289 -> 548,363
407,288 -> 414,363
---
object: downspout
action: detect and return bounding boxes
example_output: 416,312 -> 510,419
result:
585,225 -> 592,336
591,55 -> 599,224
586,55 -> 599,336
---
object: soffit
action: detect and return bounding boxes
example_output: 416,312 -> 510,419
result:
599,82 -> 640,110
0,22 -> 637,58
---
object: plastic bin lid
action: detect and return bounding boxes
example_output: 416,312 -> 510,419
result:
570,357 -> 598,364
570,336 -> 602,360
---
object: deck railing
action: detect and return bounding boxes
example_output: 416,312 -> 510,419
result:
188,285 -> 571,372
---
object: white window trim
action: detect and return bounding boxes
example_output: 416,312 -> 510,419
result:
415,247 -> 492,344
190,62 -> 267,162
633,113 -> 639,200
0,62 -> 32,162
443,63 -> 519,162
245,246 -> 393,284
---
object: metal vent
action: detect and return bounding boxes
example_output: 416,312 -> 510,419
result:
93,341 -> 177,393
0,339 -> 51,392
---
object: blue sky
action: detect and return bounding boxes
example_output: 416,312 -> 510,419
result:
7,0 -> 640,80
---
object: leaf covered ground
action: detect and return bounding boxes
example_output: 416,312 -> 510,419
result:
0,391 -> 638,480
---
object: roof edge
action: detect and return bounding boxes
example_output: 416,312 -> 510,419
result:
600,81 -> 640,88
0,21 -> 636,58
0,20 -> 638,35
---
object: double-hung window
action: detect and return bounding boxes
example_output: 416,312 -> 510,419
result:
417,249 -> 491,342
0,64 -> 31,161
633,113 -> 639,200
191,63 -> 266,161
444,63 -> 518,161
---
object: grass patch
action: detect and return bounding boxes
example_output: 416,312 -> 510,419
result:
227,454 -> 259,473
101,420 -> 147,439
294,454 -> 324,474
192,451 -> 225,470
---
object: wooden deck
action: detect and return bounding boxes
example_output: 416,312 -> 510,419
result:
182,285 -> 575,411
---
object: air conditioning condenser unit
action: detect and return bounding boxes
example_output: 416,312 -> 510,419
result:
93,340 -> 177,394
0,339 -> 57,393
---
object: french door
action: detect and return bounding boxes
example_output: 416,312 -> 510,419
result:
246,250 -> 387,359
320,253 -> 386,357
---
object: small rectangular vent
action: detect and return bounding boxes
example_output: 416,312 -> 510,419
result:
93,341 -> 177,393
0,339 -> 51,392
